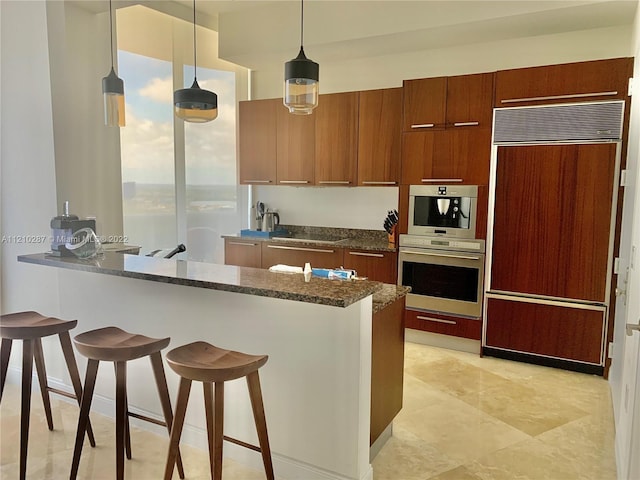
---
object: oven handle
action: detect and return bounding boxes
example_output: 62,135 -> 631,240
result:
400,249 -> 483,261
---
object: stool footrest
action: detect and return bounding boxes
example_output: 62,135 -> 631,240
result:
46,386 -> 77,401
128,411 -> 168,428
223,435 -> 261,453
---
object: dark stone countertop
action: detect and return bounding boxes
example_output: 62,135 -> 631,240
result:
372,285 -> 410,314
18,252 -> 385,308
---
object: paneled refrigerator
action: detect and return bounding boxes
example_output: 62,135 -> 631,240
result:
483,101 -> 625,374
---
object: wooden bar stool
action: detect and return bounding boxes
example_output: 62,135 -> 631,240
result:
70,326 -> 184,480
163,341 -> 274,480
0,311 -> 96,480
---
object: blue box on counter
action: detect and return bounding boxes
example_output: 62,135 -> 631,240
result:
311,268 -> 356,280
240,228 -> 289,238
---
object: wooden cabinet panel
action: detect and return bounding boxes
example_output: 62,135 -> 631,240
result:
485,297 -> 605,365
261,243 -> 344,270
446,73 -> 494,127
238,99 -> 278,185
342,249 -> 397,284
403,77 -> 447,131
315,92 -> 359,185
224,239 -> 262,268
400,131 -> 436,185
276,103 -> 315,185
357,88 -> 402,186
432,127 -> 492,185
404,309 -> 482,340
491,143 -> 616,302
495,57 -> 634,107
371,296 -> 405,445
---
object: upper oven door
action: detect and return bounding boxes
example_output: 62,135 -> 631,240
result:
398,247 -> 485,318
408,185 -> 478,238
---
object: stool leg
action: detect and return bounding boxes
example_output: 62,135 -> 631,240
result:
19,339 -> 34,480
150,352 -> 185,479
33,338 -> 54,430
212,382 -> 224,480
70,359 -> 99,480
0,338 -> 12,402
113,362 -> 132,460
59,331 -> 96,447
203,382 -> 215,478
247,371 -> 274,480
115,361 -> 127,480
164,376 -> 191,480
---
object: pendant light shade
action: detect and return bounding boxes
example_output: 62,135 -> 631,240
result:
103,0 -> 125,127
284,0 -> 319,115
174,0 -> 218,123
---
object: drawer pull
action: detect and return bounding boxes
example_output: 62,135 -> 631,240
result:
318,181 -> 351,185
228,242 -> 257,247
417,316 -> 457,325
348,252 -> 384,258
410,123 -> 435,129
501,91 -> 618,104
279,180 -> 310,184
453,121 -> 479,127
361,181 -> 397,185
421,178 -> 463,183
244,179 -> 272,183
268,245 -> 335,254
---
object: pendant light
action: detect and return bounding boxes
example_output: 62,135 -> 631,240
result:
102,0 -> 125,127
174,0 -> 218,123
284,0 -> 319,115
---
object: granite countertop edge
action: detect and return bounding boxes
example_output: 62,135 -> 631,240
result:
221,234 -> 397,253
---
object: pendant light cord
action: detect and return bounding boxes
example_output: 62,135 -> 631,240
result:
109,0 -> 114,67
300,0 -> 304,48
193,0 -> 198,81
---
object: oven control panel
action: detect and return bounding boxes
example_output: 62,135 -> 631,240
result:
399,234 -> 485,252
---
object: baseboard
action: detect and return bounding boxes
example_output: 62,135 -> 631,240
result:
369,423 -> 392,461
405,328 -> 481,354
482,347 -> 604,375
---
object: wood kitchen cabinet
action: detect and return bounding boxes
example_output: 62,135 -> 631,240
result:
224,238 -> 262,268
342,249 -> 397,284
315,92 -> 359,186
495,57 -> 634,107
239,99 -> 278,185
403,76 -> 447,131
404,309 -> 482,340
276,103 -> 315,185
261,242 -> 344,270
357,88 -> 402,186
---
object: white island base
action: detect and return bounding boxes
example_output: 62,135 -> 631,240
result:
48,268 -> 374,480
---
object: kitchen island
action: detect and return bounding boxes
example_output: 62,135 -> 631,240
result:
17,252 -> 407,480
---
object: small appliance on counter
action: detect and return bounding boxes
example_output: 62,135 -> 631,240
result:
50,201 -> 96,256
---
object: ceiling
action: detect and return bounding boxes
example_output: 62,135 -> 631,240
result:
71,0 -> 638,70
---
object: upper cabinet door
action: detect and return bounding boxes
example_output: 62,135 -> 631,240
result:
357,88 -> 402,186
402,77 -> 446,132
315,92 -> 359,186
238,99 -> 278,185
276,103 -> 315,185
495,57 -> 634,107
446,73 -> 494,128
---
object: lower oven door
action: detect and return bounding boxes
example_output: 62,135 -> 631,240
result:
398,247 -> 485,318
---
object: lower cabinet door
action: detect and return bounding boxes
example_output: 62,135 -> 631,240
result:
484,296 -> 606,365
224,239 -> 262,268
342,250 -> 397,284
261,243 -> 344,270
404,309 -> 482,340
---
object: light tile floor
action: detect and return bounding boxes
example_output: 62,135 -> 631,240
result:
0,342 -> 616,479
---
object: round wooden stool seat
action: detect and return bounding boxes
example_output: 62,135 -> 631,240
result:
1,311 -> 77,340
73,326 -> 170,362
166,341 -> 268,383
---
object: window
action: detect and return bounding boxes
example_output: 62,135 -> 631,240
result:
117,5 -> 247,263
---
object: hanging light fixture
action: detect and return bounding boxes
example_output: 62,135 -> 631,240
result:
284,0 -> 319,115
102,0 -> 125,127
174,0 -> 218,123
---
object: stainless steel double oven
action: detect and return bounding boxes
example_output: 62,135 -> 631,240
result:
398,185 -> 485,319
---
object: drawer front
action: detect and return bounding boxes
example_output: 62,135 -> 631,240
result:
405,309 -> 481,340
342,249 -> 397,284
262,243 -> 344,270
224,239 -> 262,268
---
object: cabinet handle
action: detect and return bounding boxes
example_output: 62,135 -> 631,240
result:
410,123 -> 435,129
268,245 -> 335,253
501,91 -> 618,104
244,180 -> 272,184
361,181 -> 397,185
279,180 -> 310,184
228,241 -> 257,247
318,181 -> 351,185
417,315 -> 457,325
421,178 -> 463,183
453,121 -> 479,127
348,251 -> 384,258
